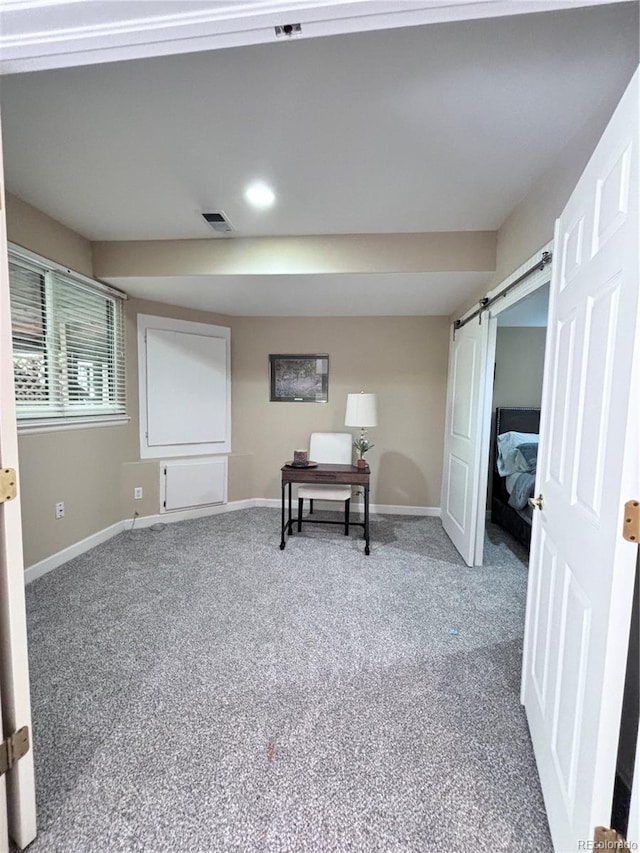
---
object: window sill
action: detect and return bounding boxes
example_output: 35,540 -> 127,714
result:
18,415 -> 130,435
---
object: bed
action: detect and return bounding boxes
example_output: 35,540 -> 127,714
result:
490,407 -> 541,550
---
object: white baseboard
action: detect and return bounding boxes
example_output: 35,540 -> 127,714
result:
24,520 -> 125,585
369,503 -> 440,517
124,499 -> 255,530
25,498 -> 442,583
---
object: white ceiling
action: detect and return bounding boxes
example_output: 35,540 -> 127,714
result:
2,3 -> 638,241
0,1 -> 638,315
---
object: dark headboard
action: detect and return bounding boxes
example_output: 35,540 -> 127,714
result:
496,407 -> 541,437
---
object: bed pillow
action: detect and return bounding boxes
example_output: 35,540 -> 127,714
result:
497,431 -> 539,476
513,442 -> 538,474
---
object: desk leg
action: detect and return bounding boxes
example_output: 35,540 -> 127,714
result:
288,482 -> 292,536
364,484 -> 370,555
280,481 -> 286,550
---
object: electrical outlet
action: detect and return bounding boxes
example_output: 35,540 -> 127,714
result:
134,487 -> 143,500
55,501 -> 65,519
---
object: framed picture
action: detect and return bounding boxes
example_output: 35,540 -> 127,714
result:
269,354 -> 329,402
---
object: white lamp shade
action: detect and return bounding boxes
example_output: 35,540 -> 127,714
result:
345,393 -> 378,428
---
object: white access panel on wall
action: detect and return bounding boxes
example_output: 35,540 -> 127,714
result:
138,315 -> 231,458
146,329 -> 226,446
162,457 -> 227,511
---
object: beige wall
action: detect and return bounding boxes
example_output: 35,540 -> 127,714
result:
451,95 -> 630,321
119,306 -> 449,515
231,316 -> 449,508
7,201 -> 130,567
93,231 -> 496,277
19,426 -> 128,566
119,298 -> 236,521
493,327 -> 546,410
7,193 -> 93,277
493,99 -> 618,285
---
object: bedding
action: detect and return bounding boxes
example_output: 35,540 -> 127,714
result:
500,437 -> 539,510
490,408 -> 541,550
508,470 -> 536,510
506,441 -> 539,509
496,431 -> 539,476
505,472 -> 520,493
513,442 -> 538,473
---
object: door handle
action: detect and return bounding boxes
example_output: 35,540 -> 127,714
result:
528,494 -> 544,511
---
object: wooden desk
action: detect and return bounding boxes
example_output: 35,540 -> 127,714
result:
280,463 -> 371,555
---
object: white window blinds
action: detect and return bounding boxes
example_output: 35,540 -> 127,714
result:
9,250 -> 126,423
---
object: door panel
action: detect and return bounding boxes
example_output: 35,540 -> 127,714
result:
522,69 -> 639,851
531,533 -> 557,712
546,314 -> 576,487
441,318 -> 488,566
551,565 -> 590,811
574,278 -> 620,515
0,115 -> 37,848
446,455 -> 469,530
593,143 -> 631,252
451,336 -> 476,438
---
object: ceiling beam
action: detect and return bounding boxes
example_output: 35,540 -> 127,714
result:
92,232 -> 497,279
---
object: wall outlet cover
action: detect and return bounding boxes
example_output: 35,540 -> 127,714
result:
55,501 -> 65,519
134,487 -> 143,500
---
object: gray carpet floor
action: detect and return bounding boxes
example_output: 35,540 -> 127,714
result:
24,509 -> 552,852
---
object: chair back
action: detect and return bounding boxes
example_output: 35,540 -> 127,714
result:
309,432 -> 352,465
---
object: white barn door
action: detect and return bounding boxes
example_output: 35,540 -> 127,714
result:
0,116 -> 37,849
441,318 -> 488,566
522,69 -> 639,851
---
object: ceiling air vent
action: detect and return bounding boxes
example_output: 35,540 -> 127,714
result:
202,211 -> 234,233
275,23 -> 302,37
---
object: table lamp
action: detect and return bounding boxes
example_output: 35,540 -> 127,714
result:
345,392 -> 378,467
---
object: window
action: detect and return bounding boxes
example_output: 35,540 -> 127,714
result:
8,247 -> 126,426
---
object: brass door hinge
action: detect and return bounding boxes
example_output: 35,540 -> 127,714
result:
623,499 -> 640,542
0,468 -> 17,503
594,826 -> 627,847
0,726 -> 29,776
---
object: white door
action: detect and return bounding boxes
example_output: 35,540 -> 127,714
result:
441,317 -> 488,566
0,116 -> 37,848
522,69 -> 639,852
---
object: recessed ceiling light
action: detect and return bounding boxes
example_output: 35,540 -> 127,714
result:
245,182 -> 275,209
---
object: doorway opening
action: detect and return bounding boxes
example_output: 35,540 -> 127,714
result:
483,283 -> 550,567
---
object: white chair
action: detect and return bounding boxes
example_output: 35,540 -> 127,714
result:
297,432 -> 352,535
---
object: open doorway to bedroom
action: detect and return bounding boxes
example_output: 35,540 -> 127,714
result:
483,283 -> 550,567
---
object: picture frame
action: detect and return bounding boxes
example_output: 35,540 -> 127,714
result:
269,354 -> 329,403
